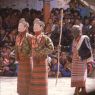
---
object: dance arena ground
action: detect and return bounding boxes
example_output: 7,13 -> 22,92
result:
0,77 -> 95,95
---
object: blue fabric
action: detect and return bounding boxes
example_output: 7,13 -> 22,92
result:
51,64 -> 63,72
77,6 -> 90,18
61,68 -> 71,77
51,64 -> 71,77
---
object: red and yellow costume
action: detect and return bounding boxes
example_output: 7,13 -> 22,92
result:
29,32 -> 54,95
15,33 -> 32,95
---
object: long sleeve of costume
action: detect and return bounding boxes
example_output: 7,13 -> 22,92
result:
35,35 -> 54,56
15,45 -> 19,61
15,35 -> 32,61
30,35 -> 53,95
15,37 -> 19,61
15,34 -> 32,95
40,35 -> 54,55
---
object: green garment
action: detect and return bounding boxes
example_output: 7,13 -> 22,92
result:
15,36 -> 31,60
33,34 -> 54,57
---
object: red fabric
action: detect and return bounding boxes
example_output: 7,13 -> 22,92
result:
71,39 -> 87,87
35,31 -> 41,36
29,56 -> 48,95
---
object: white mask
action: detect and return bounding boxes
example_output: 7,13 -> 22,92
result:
18,23 -> 26,33
33,23 -> 42,32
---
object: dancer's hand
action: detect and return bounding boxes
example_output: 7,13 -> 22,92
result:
26,32 -> 33,38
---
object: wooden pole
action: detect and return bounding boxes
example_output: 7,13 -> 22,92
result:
43,0 -> 51,32
56,0 -> 64,85
56,8 -> 64,85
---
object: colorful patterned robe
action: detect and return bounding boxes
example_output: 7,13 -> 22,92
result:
71,36 -> 88,87
29,33 -> 54,95
15,34 -> 32,95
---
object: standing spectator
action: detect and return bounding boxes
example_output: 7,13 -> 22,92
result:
74,19 -> 83,32
71,25 -> 93,95
82,18 -> 91,35
61,18 -> 73,53
77,4 -> 91,19
50,19 -> 60,47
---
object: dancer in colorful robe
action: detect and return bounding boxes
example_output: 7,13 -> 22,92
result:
15,18 -> 32,95
29,18 -> 54,95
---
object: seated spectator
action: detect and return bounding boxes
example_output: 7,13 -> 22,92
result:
61,55 -> 72,77
3,56 -> 17,76
60,51 -> 67,67
0,29 -> 6,46
48,56 -> 63,77
8,29 -> 17,46
61,68 -> 71,77
1,45 -> 11,59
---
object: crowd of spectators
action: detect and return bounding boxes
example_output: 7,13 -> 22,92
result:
0,1 -> 95,77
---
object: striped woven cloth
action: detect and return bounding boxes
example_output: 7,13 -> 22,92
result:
29,56 -> 48,95
71,40 -> 87,87
17,54 -> 32,95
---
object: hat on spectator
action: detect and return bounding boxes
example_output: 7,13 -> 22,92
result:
33,18 -> 45,28
19,18 -> 29,28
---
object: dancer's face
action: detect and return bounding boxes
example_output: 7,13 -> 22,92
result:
33,23 -> 42,32
18,23 -> 26,33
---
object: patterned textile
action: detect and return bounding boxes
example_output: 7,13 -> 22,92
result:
15,35 -> 32,95
29,57 -> 48,95
17,55 -> 31,95
29,34 -> 54,95
71,38 -> 87,87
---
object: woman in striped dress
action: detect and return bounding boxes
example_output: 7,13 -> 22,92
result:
29,18 -> 54,95
71,25 -> 92,95
15,18 -> 32,95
